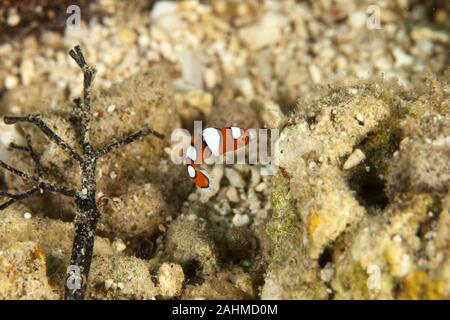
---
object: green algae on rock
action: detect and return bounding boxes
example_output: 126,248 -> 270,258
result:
263,76 -> 449,299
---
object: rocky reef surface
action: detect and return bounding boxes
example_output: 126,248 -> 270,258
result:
264,76 -> 449,299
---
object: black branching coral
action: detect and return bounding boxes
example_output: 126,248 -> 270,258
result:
0,45 -> 164,300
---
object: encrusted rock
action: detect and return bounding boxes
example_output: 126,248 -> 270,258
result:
163,215 -> 219,276
87,255 -> 157,300
157,262 -> 185,298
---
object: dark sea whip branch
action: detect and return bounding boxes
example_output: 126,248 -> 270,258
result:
0,45 -> 164,300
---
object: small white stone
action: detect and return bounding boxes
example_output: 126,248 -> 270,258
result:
6,9 -> 21,27
138,34 -> 150,47
20,58 -> 35,86
178,51 -> 204,89
225,168 -> 246,188
249,167 -> 261,188
240,260 -> 251,267
355,113 -> 364,123
107,104 -> 116,113
112,239 -> 126,253
9,105 -> 21,114
349,11 -> 366,28
226,187 -> 240,203
110,171 -> 117,179
4,75 -> 19,89
309,64 -> 322,84
234,78 -> 254,99
254,182 -> 267,193
343,149 -> 366,170
247,195 -> 260,213
117,282 -> 125,290
151,1 -> 178,20
232,213 -> 250,227
396,254 -> 411,277
23,212 -> 32,220
238,12 -> 287,50
104,279 -> 114,290
320,264 -> 335,282
203,68 -> 216,89
393,47 -> 414,67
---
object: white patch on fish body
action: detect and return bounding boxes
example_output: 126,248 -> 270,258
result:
186,145 -> 197,162
231,127 -> 242,139
187,165 -> 196,178
203,128 -> 221,156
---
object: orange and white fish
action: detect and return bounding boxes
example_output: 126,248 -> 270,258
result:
185,127 -> 255,191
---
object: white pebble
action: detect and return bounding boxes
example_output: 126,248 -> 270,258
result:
20,58 -> 35,86
234,78 -> 254,99
349,11 -> 366,28
203,68 -> 216,89
4,75 -> 19,89
343,149 -> 366,170
355,113 -> 364,123
138,34 -> 150,47
393,235 -> 402,243
309,64 -> 322,83
225,168 -> 245,188
226,187 -> 240,203
104,279 -> 114,290
112,239 -> 126,253
23,212 -> 32,220
393,47 -> 414,67
255,182 -> 267,193
107,104 -> 116,113
232,213 -> 250,227
7,9 -> 21,27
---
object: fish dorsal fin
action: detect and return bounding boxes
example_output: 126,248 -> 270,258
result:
202,128 -> 221,156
